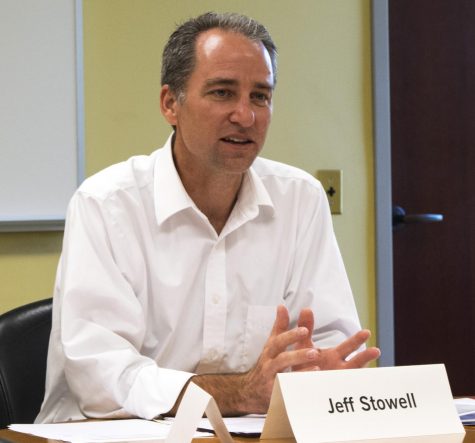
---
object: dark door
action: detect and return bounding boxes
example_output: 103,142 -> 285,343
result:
389,0 -> 475,395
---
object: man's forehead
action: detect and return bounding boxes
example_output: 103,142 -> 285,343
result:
199,31 -> 224,57
193,29 -> 274,84
195,29 -> 271,64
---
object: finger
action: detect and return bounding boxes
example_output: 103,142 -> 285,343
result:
344,347 -> 381,369
298,365 -> 321,372
292,359 -> 321,372
335,329 -> 371,359
296,308 -> 314,349
272,347 -> 320,372
297,308 -> 314,331
271,304 -> 289,336
267,326 -> 309,358
271,304 -> 290,335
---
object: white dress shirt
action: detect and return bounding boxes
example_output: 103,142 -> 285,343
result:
36,135 -> 362,423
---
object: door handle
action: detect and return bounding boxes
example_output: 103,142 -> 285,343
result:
392,205 -> 443,230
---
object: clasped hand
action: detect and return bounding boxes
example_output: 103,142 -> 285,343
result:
241,304 -> 381,413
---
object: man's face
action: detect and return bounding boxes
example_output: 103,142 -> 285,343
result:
162,29 -> 274,177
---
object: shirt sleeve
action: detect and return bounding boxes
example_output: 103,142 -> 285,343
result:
58,191 -> 193,420
284,180 -> 363,348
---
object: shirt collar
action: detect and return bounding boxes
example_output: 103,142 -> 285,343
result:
153,134 -> 275,226
236,165 -> 275,219
154,134 -> 196,225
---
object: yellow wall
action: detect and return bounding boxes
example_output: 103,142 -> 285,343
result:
1,0 -> 376,347
0,232 -> 62,312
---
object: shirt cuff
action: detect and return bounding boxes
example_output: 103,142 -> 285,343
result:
123,364 -> 194,419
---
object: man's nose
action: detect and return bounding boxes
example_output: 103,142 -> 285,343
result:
229,99 -> 255,127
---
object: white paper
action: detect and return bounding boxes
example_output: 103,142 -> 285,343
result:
164,382 -> 233,443
9,382 -> 233,443
9,419 -> 212,443
454,397 -> 475,425
454,397 -> 475,415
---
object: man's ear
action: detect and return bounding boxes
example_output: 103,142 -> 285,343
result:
160,85 -> 179,125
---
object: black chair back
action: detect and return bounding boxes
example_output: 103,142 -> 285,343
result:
0,298 -> 52,428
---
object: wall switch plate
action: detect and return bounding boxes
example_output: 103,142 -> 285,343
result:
316,169 -> 342,214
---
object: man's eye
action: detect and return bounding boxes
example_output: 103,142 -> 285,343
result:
252,92 -> 271,105
211,89 -> 231,98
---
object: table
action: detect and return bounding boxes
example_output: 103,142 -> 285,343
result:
1,427 -> 474,443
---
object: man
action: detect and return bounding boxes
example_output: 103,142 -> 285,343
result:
36,12 -> 379,423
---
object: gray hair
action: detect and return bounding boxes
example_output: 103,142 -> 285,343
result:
161,12 -> 277,98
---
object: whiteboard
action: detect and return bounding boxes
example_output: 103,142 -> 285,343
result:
0,0 -> 84,231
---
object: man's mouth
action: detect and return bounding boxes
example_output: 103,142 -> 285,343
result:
221,136 -> 253,145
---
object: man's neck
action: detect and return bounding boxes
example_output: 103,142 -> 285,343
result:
173,155 -> 244,235
195,179 -> 242,235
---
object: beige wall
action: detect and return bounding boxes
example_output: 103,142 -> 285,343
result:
0,0 -> 376,348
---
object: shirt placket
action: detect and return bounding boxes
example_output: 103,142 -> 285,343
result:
196,237 -> 227,373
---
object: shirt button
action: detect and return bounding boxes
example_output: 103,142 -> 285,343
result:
212,295 -> 220,304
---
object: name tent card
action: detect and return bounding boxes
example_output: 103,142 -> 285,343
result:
166,382 -> 233,443
261,364 -> 465,443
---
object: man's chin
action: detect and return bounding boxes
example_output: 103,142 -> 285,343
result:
219,153 -> 260,174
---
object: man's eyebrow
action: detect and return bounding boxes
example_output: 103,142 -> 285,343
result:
254,82 -> 274,91
203,78 -> 274,90
204,78 -> 238,87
